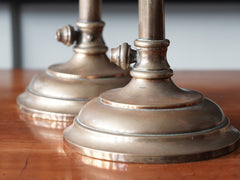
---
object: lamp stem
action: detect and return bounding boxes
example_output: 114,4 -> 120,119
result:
139,0 -> 165,40
79,0 -> 101,22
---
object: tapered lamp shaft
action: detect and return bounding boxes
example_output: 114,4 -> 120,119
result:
139,0 -> 165,40
79,0 -> 101,22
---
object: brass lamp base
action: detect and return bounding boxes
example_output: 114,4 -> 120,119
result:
63,0 -> 239,163
17,54 -> 129,121
63,78 -> 240,163
17,0 -> 130,121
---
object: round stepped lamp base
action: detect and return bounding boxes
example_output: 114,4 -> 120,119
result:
17,65 -> 129,121
63,96 -> 240,163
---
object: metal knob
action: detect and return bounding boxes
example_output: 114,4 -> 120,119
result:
110,43 -> 137,70
56,25 -> 77,46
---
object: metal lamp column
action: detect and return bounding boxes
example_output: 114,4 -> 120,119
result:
63,0 -> 240,163
17,0 -> 129,121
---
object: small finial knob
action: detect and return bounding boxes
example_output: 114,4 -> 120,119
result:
110,43 -> 137,70
56,25 -> 77,46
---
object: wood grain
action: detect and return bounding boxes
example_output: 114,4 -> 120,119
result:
0,70 -> 239,180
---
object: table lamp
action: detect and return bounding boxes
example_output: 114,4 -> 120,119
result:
63,0 -> 240,163
17,0 -> 130,121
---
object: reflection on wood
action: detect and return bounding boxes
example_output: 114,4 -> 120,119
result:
0,70 -> 239,179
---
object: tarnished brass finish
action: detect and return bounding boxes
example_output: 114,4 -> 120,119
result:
110,43 -> 137,70
139,0 -> 165,40
56,25 -> 77,46
63,0 -> 240,163
17,0 -> 130,121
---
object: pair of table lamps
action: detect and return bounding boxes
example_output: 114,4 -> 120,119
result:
17,0 -> 239,164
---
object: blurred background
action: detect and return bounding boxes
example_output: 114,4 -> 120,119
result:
0,0 -> 240,70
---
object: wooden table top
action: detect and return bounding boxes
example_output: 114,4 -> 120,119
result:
0,70 -> 240,180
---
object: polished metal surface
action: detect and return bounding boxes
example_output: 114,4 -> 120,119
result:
139,0 -> 165,39
79,0 -> 101,22
63,0 -> 240,163
17,0 -> 130,121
